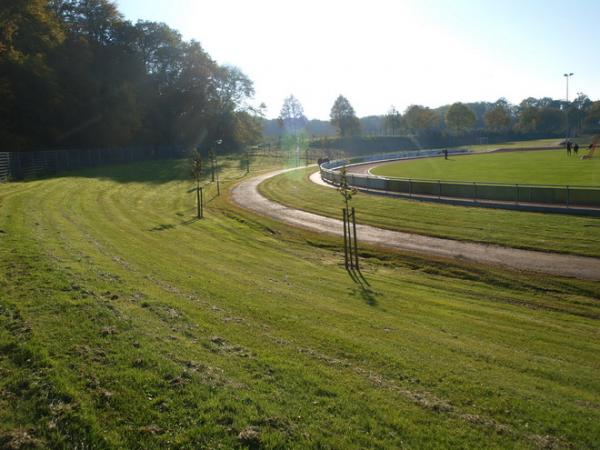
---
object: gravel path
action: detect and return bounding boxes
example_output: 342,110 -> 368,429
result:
232,168 -> 600,280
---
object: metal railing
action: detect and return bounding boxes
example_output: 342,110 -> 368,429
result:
319,149 -> 468,171
320,150 -> 600,209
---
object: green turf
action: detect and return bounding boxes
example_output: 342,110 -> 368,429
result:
259,167 -> 600,257
452,137 -> 563,153
370,150 -> 600,186
450,136 -> 597,153
1,157 -> 599,448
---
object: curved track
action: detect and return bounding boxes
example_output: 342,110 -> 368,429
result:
232,168 -> 600,280
325,157 -> 600,216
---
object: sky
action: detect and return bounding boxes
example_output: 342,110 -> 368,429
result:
116,0 -> 600,120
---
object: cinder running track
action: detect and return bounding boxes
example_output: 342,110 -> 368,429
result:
231,168 -> 600,280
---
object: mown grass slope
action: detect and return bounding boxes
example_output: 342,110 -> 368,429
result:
260,167 -> 600,257
1,157 -> 599,449
371,150 -> 600,186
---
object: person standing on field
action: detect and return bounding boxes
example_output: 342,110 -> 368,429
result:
574,143 -> 579,155
566,141 -> 572,156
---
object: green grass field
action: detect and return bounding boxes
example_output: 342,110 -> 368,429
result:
371,150 -> 600,186
1,157 -> 600,448
260,167 -> 600,257
451,137 -> 563,153
449,136 -> 596,153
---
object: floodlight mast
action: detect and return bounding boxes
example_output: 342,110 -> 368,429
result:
564,73 -> 574,143
564,72 -> 574,102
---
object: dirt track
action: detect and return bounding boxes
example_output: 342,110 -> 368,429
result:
231,168 -> 600,280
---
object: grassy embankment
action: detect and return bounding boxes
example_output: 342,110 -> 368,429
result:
259,167 -> 600,257
1,156 -> 599,448
371,150 -> 600,186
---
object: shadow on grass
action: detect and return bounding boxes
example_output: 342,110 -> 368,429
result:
59,158 -> 191,184
347,266 -> 378,306
180,217 -> 201,226
13,153 -> 258,187
4,158 -> 189,185
149,223 -> 177,232
51,158 -> 230,185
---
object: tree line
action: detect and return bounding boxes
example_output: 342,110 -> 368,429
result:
0,0 -> 262,152
267,94 -> 600,142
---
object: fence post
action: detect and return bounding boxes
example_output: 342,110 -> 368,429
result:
16,151 -> 23,179
566,186 -> 569,208
44,151 -> 49,175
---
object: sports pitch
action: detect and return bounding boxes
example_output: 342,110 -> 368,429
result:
370,149 -> 600,186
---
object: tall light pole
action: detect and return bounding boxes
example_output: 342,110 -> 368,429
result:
564,72 -> 574,102
564,72 -> 574,141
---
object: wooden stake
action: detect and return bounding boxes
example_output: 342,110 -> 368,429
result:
196,182 -> 201,219
347,208 -> 354,269
343,208 -> 349,269
352,207 -> 359,270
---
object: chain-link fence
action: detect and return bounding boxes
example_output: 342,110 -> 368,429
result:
0,152 -> 9,181
0,146 -> 184,181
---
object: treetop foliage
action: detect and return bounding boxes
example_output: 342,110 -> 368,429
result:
278,95 -> 307,133
0,0 -> 261,152
330,95 -> 360,137
445,102 -> 476,134
383,106 -> 402,135
262,94 -> 600,142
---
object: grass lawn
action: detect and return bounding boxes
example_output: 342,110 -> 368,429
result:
371,150 -> 600,186
259,167 -> 600,257
448,136 -> 596,153
451,137 -> 563,153
1,157 -> 599,448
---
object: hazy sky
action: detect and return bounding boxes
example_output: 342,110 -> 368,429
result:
116,0 -> 600,120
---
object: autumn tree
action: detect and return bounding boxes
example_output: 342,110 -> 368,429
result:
383,106 -> 402,135
484,99 -> 512,133
569,93 -> 592,133
330,95 -> 360,137
535,108 -> 564,133
583,101 -> 600,132
0,0 -> 65,147
516,100 -> 538,133
445,102 -> 476,134
278,95 -> 307,133
403,105 -> 438,134
0,0 -> 261,152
